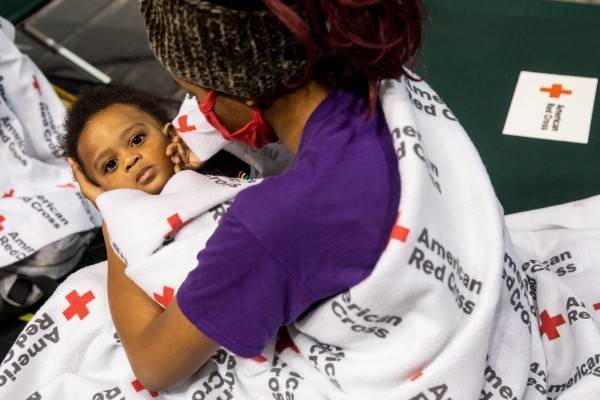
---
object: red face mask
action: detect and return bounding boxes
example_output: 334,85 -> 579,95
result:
198,90 -> 276,149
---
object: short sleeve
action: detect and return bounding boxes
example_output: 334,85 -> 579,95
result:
177,88 -> 399,357
176,213 -> 314,357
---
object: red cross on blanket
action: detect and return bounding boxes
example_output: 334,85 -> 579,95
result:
131,379 -> 159,398
275,327 -> 299,354
165,213 -> 184,238
410,370 -> 423,381
153,286 -> 175,308
63,289 -> 95,320
539,309 -> 566,341
177,115 -> 197,133
32,75 -> 41,95
390,212 -> 410,243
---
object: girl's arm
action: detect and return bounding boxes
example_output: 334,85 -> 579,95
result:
103,223 -> 218,391
70,159 -> 218,391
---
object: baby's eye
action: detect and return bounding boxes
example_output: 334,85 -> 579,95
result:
104,159 -> 118,173
131,133 -> 146,146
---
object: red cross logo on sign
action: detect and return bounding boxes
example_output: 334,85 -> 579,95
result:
165,213 -> 184,238
131,379 -> 159,398
0,215 -> 5,232
2,189 -> 14,198
539,310 -> 566,341
63,289 -> 95,320
153,286 -> 175,308
32,75 -> 41,95
390,212 -> 410,243
594,302 -> 600,311
540,84 -> 572,99
177,115 -> 197,133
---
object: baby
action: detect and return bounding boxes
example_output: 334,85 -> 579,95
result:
61,85 -> 249,197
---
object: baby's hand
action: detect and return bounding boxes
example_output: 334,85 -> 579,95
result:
68,158 -> 104,206
163,123 -> 204,173
166,134 -> 204,173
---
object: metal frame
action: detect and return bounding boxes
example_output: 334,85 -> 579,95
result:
18,1 -> 111,85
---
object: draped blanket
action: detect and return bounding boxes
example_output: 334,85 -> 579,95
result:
0,17 -> 101,269
2,78 -> 600,399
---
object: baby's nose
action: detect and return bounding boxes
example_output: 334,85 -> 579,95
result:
126,155 -> 141,171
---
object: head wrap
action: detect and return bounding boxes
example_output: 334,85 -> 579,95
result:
138,0 -> 307,98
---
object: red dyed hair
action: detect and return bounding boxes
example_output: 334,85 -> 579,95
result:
263,0 -> 423,111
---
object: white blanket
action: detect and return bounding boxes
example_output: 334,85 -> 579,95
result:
0,17 -> 101,268
2,77 -> 600,399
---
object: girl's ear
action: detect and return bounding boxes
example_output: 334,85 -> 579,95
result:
162,122 -> 177,139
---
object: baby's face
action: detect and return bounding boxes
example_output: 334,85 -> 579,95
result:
77,104 -> 174,194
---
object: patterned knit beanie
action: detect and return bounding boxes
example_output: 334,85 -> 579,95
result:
138,0 -> 308,99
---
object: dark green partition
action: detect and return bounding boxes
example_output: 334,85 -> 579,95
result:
0,0 -> 49,23
417,0 -> 600,213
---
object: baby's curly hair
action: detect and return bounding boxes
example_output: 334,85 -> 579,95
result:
60,85 -> 171,165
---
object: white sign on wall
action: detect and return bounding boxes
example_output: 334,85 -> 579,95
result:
503,71 -> 597,144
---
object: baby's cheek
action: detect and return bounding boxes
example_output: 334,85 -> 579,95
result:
102,175 -> 133,191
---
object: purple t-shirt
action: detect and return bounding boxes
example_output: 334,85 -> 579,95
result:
177,89 -> 400,357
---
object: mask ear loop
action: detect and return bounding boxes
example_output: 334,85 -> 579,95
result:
198,90 -> 218,114
198,90 -> 257,141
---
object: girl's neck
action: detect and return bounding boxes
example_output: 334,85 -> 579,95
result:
264,80 -> 329,155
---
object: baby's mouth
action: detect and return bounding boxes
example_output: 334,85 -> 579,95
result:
136,165 -> 155,184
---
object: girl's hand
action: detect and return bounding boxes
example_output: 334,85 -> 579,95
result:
166,134 -> 204,173
68,158 -> 105,206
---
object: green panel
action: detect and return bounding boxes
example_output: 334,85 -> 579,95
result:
416,0 -> 600,213
0,0 -> 49,23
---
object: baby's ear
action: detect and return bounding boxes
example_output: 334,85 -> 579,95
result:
162,122 -> 177,139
